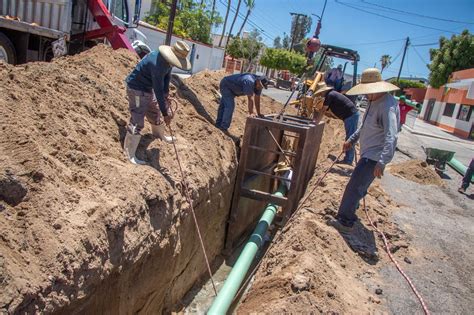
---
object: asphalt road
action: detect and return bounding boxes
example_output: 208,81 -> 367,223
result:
262,87 -> 297,105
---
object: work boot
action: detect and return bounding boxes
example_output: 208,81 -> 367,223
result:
123,132 -> 146,165
327,217 -> 354,234
151,123 -> 175,143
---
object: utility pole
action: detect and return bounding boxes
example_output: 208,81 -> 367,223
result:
397,37 -> 410,83
289,12 -> 306,51
165,0 -> 179,45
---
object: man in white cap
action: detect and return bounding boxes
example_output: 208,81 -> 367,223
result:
328,68 -> 400,233
123,41 -> 191,165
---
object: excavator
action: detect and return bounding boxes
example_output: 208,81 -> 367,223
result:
0,0 -> 146,64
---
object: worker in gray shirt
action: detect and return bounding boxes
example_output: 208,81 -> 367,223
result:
328,68 -> 400,233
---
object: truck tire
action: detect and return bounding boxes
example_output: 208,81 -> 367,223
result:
0,32 -> 16,64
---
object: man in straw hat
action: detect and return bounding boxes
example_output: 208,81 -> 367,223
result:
123,41 -> 191,165
216,73 -> 269,131
313,82 -> 360,165
328,68 -> 400,233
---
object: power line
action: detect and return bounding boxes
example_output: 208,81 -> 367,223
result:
412,42 -> 438,47
338,37 -> 405,47
361,0 -> 474,25
412,46 -> 429,65
335,0 -> 458,34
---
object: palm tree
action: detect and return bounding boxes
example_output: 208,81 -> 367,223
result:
218,0 -> 232,47
380,54 -> 392,73
224,0 -> 242,48
236,0 -> 255,37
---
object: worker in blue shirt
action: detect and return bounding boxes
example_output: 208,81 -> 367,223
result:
124,41 -> 191,165
216,73 -> 269,131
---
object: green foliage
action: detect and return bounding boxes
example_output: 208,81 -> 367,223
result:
389,79 -> 426,89
290,15 -> 312,49
260,48 -> 307,75
380,54 -> 392,73
145,0 -> 222,45
428,30 -> 474,88
226,36 -> 262,61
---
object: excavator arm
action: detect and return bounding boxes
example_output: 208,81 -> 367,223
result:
85,0 -> 135,52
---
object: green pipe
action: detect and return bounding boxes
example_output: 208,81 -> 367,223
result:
208,186 -> 287,314
448,157 -> 474,183
394,96 -> 421,112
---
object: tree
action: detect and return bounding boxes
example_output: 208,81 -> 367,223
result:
380,54 -> 392,73
145,0 -> 222,45
236,0 -> 255,37
389,79 -> 426,89
428,30 -> 474,88
227,30 -> 263,71
219,0 -> 232,47
273,36 -> 282,49
260,48 -> 307,75
224,0 -> 242,48
289,15 -> 312,51
282,33 -> 290,49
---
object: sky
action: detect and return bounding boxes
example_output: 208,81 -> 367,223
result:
211,0 -> 474,79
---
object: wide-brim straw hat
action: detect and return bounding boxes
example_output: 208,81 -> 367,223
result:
314,82 -> 333,95
347,68 -> 399,95
159,40 -> 191,71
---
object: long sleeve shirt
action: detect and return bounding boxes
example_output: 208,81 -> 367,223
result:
348,93 -> 400,167
125,51 -> 171,116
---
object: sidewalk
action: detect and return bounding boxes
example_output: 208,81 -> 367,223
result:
403,117 -> 473,145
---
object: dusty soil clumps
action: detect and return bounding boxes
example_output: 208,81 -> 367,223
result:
0,46 -> 284,313
388,160 -> 444,186
238,119 -> 407,314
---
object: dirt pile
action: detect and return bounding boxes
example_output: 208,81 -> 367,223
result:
388,160 -> 444,186
238,118 -> 408,314
0,46 -> 284,313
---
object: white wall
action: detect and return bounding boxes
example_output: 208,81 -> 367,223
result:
137,22 -> 225,75
437,103 -> 474,133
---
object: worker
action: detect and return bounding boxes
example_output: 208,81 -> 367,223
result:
328,68 -> 400,233
123,41 -> 191,165
325,64 -> 344,91
313,82 -> 360,165
458,158 -> 474,193
398,95 -> 413,131
215,73 -> 269,131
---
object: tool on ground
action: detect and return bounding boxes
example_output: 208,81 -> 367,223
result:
167,99 -> 218,296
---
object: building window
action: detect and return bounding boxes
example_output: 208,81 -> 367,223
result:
457,105 -> 473,122
443,103 -> 456,117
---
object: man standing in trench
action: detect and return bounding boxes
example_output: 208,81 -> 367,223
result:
216,73 -> 269,131
328,68 -> 400,233
312,82 -> 360,165
123,41 -> 191,165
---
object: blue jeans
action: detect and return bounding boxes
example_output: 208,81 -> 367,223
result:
343,111 -> 360,163
337,158 -> 377,227
216,83 -> 236,131
461,164 -> 473,189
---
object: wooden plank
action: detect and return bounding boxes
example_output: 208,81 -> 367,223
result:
245,169 -> 294,182
248,116 -> 310,133
248,145 -> 297,157
241,188 -> 288,206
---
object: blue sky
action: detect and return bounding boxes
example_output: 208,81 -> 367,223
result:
211,0 -> 474,79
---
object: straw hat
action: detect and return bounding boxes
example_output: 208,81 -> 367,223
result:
346,68 -> 399,95
313,82 -> 333,95
274,161 -> 292,173
158,41 -> 191,71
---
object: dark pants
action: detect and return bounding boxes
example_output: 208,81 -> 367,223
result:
343,111 -> 360,163
215,82 -> 236,131
461,163 -> 474,190
127,87 -> 166,134
337,158 -> 377,227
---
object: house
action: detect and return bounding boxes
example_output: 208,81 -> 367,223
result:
420,69 -> 474,139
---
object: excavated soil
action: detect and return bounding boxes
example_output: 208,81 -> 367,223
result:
238,119 -> 408,314
388,160 -> 444,186
0,46 -> 286,314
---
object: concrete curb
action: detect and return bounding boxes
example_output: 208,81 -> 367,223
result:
402,125 -> 473,145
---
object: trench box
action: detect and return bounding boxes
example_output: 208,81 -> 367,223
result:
225,115 -> 325,250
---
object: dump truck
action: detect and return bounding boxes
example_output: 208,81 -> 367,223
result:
0,0 -> 142,64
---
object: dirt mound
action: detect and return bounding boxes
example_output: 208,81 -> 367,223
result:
238,119 -> 407,314
388,160 -> 444,186
0,46 -> 285,313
